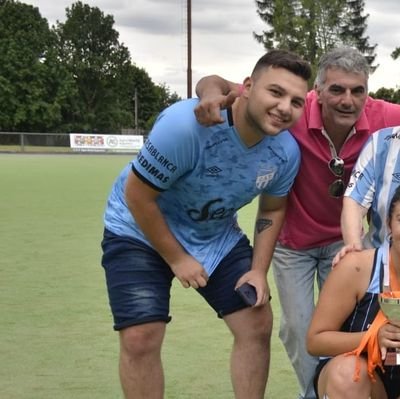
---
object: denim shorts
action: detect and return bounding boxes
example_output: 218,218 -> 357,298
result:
101,228 -> 253,330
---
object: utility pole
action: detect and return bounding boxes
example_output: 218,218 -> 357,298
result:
187,0 -> 192,98
133,88 -> 138,134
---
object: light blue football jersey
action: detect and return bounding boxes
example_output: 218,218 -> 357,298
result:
345,126 -> 400,247
104,98 -> 300,275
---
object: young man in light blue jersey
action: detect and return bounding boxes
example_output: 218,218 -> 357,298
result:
336,126 -> 400,256
101,50 -> 311,399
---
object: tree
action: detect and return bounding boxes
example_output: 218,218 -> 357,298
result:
123,66 -> 181,132
144,84 -> 181,131
391,47 -> 400,61
155,84 -> 181,111
369,87 -> 400,104
339,0 -> 377,69
0,0 -> 73,132
55,1 -> 135,133
254,0 -> 377,78
253,0 -> 301,52
0,0 -> 180,133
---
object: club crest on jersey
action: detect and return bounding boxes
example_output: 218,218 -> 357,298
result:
255,168 -> 275,189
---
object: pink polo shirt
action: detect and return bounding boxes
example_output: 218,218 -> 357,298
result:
278,90 -> 400,249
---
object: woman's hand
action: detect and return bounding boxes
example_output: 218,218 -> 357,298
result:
378,322 -> 400,360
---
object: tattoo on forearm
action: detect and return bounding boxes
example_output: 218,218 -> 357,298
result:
256,218 -> 272,234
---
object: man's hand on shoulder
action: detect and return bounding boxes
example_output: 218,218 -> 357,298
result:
332,243 -> 363,268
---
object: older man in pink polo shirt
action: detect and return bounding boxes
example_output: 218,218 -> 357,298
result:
194,46 -> 400,399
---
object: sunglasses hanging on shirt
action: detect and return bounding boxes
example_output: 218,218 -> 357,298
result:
328,156 -> 345,198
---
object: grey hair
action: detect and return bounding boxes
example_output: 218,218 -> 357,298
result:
315,46 -> 370,88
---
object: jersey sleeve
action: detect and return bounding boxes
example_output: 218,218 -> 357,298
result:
265,133 -> 301,196
344,134 -> 376,208
132,100 -> 199,191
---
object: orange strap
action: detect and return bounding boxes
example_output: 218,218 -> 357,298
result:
345,311 -> 387,382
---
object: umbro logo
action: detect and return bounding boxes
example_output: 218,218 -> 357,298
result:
206,166 -> 222,175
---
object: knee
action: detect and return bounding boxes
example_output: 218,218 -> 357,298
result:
120,323 -> 165,358
325,356 -> 371,394
245,306 -> 273,344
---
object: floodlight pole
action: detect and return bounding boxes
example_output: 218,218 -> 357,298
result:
187,0 -> 192,98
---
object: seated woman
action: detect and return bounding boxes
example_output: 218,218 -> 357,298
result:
307,186 -> 400,399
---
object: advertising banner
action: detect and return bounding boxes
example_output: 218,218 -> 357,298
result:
70,134 -> 143,152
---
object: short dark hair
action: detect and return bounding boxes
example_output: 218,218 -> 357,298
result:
251,49 -> 312,81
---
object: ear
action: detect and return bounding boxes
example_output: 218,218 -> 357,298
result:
241,76 -> 252,98
315,84 -> 323,104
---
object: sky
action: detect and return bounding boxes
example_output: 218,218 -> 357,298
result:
23,0 -> 400,98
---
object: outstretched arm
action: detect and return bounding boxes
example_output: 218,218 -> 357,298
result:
341,196 -> 369,247
194,75 -> 241,126
332,197 -> 369,266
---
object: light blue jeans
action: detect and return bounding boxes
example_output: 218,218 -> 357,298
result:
272,240 -> 344,399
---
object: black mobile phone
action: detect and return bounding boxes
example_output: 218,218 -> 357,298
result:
235,282 -> 257,306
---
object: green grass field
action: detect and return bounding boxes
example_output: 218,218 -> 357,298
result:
0,153 -> 297,398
